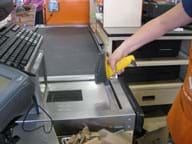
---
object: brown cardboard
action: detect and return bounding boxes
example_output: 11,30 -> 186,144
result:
135,116 -> 169,144
144,116 -> 167,132
11,4 -> 36,29
84,137 -> 101,144
135,127 -> 169,144
99,129 -> 132,144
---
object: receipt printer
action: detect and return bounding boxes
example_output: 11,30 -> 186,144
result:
0,64 -> 34,132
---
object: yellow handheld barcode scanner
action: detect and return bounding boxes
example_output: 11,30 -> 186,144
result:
95,52 -> 136,84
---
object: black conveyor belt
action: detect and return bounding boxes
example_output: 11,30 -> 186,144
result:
37,27 -> 98,76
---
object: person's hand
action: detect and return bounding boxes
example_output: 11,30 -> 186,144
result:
108,46 -> 126,73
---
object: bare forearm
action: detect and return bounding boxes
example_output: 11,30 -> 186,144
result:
120,2 -> 192,56
109,2 -> 192,72
121,19 -> 167,55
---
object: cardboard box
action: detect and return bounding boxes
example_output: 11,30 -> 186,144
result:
135,127 -> 169,144
99,129 -> 132,144
11,4 -> 36,29
135,116 -> 169,144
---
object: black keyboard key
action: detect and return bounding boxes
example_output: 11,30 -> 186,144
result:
8,56 -> 15,62
12,32 -> 33,65
11,42 -> 26,59
20,60 -> 27,66
0,23 -> 15,36
0,29 -> 27,57
13,62 -> 19,68
1,38 -> 23,62
0,58 -> 6,63
17,65 -> 24,70
6,61 -> 13,66
22,46 -> 35,64
0,36 -> 7,46
0,36 -> 18,58
0,24 -> 42,72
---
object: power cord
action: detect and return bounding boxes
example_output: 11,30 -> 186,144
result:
21,102 -> 53,134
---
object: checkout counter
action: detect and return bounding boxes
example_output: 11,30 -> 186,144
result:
10,26 -> 143,144
0,1 -> 144,140
3,1 -> 192,144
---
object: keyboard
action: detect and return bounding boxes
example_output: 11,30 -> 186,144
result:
0,23 -> 43,73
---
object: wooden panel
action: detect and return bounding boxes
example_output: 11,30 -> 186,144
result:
129,82 -> 182,106
44,0 -> 89,25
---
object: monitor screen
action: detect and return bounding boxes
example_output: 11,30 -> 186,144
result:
0,0 -> 13,21
0,76 -> 10,91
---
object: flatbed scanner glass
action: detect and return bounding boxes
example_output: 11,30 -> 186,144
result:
0,76 -> 10,90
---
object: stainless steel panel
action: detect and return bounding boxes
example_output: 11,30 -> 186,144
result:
39,75 -> 95,82
46,79 -> 135,131
17,78 -> 135,131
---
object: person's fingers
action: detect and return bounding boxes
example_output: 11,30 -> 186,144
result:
117,69 -> 125,75
108,56 -> 117,73
110,60 -> 116,73
108,46 -> 125,73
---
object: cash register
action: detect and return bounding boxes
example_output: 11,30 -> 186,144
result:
0,1 -> 35,144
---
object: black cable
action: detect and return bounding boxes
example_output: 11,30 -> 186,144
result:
21,102 -> 53,134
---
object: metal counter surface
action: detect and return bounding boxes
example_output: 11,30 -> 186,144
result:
46,78 -> 136,138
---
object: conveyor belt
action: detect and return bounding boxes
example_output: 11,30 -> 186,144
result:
37,27 -> 98,76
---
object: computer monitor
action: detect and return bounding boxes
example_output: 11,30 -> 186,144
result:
0,0 -> 13,28
0,0 -> 13,21
0,64 -> 35,132
0,76 -> 11,91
